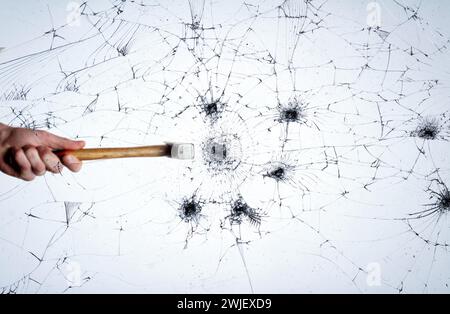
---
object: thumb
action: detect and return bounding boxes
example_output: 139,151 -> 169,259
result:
44,132 -> 85,150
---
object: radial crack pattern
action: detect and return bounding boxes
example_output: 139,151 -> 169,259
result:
0,0 -> 449,293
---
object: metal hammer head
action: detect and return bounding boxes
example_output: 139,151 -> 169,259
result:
170,143 -> 195,160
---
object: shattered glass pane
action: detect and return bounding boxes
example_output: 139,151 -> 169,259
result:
0,0 -> 449,293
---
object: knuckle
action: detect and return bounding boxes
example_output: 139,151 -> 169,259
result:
35,163 -> 46,175
36,130 -> 48,138
24,145 -> 36,155
38,148 -> 53,160
14,148 -> 22,158
37,145 -> 51,153
50,156 -> 60,165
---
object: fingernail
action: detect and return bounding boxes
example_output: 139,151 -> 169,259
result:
66,155 -> 82,172
37,169 -> 46,176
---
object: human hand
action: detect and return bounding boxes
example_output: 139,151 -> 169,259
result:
0,123 -> 85,181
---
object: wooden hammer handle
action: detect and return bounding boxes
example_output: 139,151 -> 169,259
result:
54,145 -> 171,161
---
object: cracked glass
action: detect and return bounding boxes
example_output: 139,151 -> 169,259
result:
0,0 -> 449,293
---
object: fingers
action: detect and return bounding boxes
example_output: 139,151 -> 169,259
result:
37,146 -> 63,174
4,147 -> 36,181
39,131 -> 85,150
1,146 -> 83,181
61,154 -> 82,173
0,130 -> 86,181
0,151 -> 20,178
23,146 -> 46,176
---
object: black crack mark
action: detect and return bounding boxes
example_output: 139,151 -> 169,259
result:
413,117 -> 441,140
267,166 -> 285,181
437,189 -> 450,212
0,0 -> 449,294
263,159 -> 297,187
2,85 -> 31,101
64,77 -> 79,93
409,182 -> 450,219
404,176 -> 450,250
228,196 -> 261,227
199,97 -> 225,123
179,195 -> 203,224
429,182 -> 450,215
117,39 -> 133,57
277,96 -> 307,124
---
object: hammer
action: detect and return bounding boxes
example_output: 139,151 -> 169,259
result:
54,143 -> 195,161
